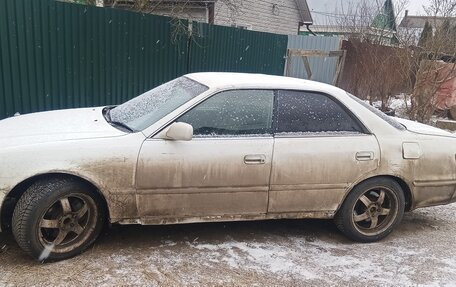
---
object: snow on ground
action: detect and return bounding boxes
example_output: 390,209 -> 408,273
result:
389,96 -> 411,119
1,93 -> 455,286
1,204 -> 456,286
368,94 -> 411,119
369,95 -> 456,133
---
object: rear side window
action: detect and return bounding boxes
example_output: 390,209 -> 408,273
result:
276,90 -> 365,135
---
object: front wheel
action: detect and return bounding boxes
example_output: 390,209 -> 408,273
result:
12,178 -> 105,261
335,177 -> 405,242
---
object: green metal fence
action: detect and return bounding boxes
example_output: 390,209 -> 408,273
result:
190,22 -> 288,75
0,0 -> 288,119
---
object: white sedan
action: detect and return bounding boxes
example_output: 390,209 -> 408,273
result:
0,73 -> 455,261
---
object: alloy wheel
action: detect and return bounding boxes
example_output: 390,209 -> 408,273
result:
38,194 -> 98,253
352,187 -> 399,236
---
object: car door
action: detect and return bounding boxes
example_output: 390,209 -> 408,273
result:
136,89 -> 275,220
269,90 -> 380,214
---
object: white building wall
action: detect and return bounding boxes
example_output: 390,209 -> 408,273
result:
153,7 -> 208,23
214,0 -> 302,35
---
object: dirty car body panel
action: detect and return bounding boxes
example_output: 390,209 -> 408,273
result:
1,73 -> 456,233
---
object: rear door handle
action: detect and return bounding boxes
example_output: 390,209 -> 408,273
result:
244,154 -> 266,165
356,151 -> 374,161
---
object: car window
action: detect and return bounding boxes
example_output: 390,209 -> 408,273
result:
177,90 -> 274,137
347,92 -> 406,131
276,90 -> 364,135
110,76 -> 208,131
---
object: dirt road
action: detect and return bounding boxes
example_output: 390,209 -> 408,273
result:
1,204 -> 456,286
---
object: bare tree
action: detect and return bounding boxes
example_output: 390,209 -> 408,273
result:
66,0 -> 97,5
333,0 -> 456,122
333,0 -> 409,113
342,38 -> 409,113
68,0 -> 241,43
333,0 -> 408,45
424,0 -> 456,17
398,0 -> 456,122
82,0 -> 240,21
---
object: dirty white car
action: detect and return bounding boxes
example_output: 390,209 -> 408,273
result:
1,73 -> 455,261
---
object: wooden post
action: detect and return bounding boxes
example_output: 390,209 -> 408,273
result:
285,50 -> 292,76
333,50 -> 347,86
302,56 -> 312,79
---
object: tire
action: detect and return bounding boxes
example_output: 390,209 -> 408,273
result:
12,178 -> 105,261
334,177 -> 405,242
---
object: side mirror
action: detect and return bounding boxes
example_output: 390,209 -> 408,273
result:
160,122 -> 193,141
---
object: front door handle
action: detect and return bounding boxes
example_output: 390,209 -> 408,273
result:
356,151 -> 374,161
244,154 -> 266,165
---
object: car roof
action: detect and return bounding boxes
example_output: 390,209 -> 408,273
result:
185,72 -> 340,92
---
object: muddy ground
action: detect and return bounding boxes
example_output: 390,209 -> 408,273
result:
1,204 -> 456,287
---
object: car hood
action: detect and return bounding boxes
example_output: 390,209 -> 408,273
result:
0,107 -> 126,148
394,117 -> 456,137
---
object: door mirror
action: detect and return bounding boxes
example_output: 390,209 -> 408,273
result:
160,122 -> 193,141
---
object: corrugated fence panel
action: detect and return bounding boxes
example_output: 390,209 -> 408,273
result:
0,0 -> 292,119
0,0 -> 188,119
287,35 -> 341,84
189,22 -> 288,75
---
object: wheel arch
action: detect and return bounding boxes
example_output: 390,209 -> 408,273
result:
337,175 -> 414,214
1,172 -> 110,231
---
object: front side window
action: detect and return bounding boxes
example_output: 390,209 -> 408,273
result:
276,90 -> 364,135
178,90 -> 274,136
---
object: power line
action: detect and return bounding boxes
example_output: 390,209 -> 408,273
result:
311,10 -> 380,20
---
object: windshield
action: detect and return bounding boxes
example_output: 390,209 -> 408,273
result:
110,76 -> 208,131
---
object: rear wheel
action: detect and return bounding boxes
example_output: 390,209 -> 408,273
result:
12,178 -> 105,261
335,177 -> 405,242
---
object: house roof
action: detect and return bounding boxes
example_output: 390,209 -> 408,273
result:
295,0 -> 313,24
399,15 -> 456,29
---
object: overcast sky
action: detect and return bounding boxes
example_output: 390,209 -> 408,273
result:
402,0 -> 428,15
